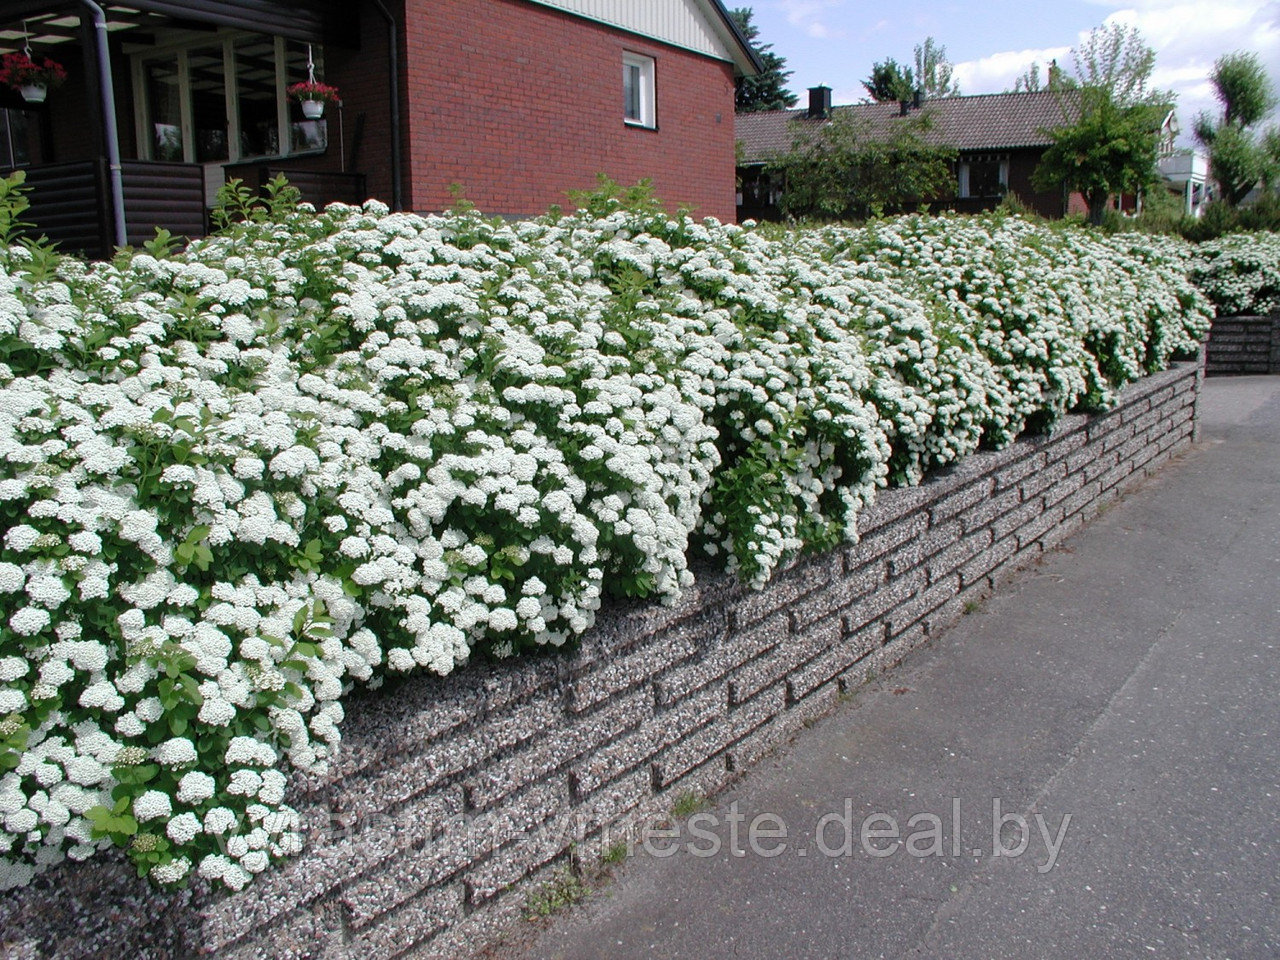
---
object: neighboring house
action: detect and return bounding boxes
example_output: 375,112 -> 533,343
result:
736,87 -> 1089,221
1154,115 -> 1210,217
0,0 -> 760,258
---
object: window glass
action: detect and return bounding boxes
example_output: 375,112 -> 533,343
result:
1,110 -> 32,167
968,161 -> 1001,198
234,36 -> 279,158
146,56 -> 183,161
623,53 -> 654,127
188,46 -> 229,162
624,62 -> 642,122
286,40 -> 327,153
966,157 -> 1007,198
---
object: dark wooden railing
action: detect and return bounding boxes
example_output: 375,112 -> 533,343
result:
16,161 -> 103,255
16,159 -> 205,258
223,161 -> 367,208
120,160 -> 205,248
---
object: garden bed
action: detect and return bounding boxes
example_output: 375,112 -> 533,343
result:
0,182 -> 1220,956
0,356 -> 1202,959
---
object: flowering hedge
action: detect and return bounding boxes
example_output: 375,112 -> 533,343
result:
1190,231 -> 1280,316
0,193 -> 1210,893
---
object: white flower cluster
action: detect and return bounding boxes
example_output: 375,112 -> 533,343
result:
1189,231 -> 1280,316
0,195 -> 1210,892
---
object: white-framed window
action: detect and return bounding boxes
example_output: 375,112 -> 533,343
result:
131,32 -> 329,167
623,52 -> 655,128
958,154 -> 1010,199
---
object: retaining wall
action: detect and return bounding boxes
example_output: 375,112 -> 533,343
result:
0,360 -> 1204,960
1205,313 -> 1280,375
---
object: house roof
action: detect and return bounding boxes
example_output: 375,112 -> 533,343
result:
528,0 -> 762,76
736,89 -> 1080,164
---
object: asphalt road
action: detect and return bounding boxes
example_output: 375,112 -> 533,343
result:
504,375 -> 1280,960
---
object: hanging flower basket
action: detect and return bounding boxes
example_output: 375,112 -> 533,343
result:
287,80 -> 340,119
0,52 -> 67,103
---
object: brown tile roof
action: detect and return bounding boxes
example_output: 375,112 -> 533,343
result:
735,89 -> 1080,164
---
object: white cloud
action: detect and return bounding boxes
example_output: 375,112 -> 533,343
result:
770,0 -> 848,40
953,0 -> 1280,143
952,46 -> 1073,93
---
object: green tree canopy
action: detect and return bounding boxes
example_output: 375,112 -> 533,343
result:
864,38 -> 959,102
1032,24 -> 1172,225
913,37 -> 960,98
730,7 -> 799,112
767,110 -> 957,220
1194,52 -> 1279,205
863,58 -> 914,102
1011,59 -> 1074,94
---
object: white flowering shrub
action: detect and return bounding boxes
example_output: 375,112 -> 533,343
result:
0,176 -> 1210,893
1190,231 -> 1280,316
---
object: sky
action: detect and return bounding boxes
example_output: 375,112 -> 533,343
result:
737,0 -> 1280,143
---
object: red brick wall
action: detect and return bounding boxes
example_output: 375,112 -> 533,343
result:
400,0 -> 739,221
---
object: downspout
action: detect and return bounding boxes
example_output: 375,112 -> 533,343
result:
366,0 -> 403,211
74,0 -> 127,248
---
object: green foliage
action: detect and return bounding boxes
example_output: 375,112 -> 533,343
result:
995,191 -> 1038,220
601,840 -> 629,864
0,170 -> 60,271
866,37 -> 958,102
568,174 -> 668,218
768,111 -> 958,220
1071,23 -> 1158,106
1194,52 -> 1279,207
1209,52 -> 1277,128
670,792 -> 708,818
525,866 -> 589,918
1011,59 -> 1074,94
0,190 -> 1216,895
730,8 -> 798,112
210,175 -> 303,231
864,58 -> 914,103
1033,24 -> 1171,225
913,37 -> 960,98
0,170 -> 32,249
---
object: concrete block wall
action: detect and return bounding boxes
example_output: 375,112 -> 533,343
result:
1205,313 -> 1280,375
0,361 -> 1202,960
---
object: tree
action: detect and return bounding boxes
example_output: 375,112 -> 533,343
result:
913,37 -> 960,98
863,58 -> 914,103
1193,52 -> 1279,205
767,110 -> 957,220
1011,59 -> 1073,94
864,38 -> 959,102
730,7 -> 798,112
1032,24 -> 1171,225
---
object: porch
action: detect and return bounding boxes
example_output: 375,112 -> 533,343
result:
0,0 -> 398,259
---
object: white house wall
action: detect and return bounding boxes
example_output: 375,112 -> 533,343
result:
527,0 -> 739,64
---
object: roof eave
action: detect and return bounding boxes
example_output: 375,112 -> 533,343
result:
705,0 -> 764,76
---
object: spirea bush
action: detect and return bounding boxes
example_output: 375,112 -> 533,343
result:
1190,231 -> 1280,316
0,186 -> 1210,893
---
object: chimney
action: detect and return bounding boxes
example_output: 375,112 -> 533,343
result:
913,87 -> 925,109
899,100 -> 910,117
807,85 -> 832,119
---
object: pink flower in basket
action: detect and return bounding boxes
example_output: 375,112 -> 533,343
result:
287,80 -> 341,105
0,52 -> 68,91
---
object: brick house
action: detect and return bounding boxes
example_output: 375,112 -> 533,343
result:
0,0 -> 759,257
736,87 -> 1090,221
